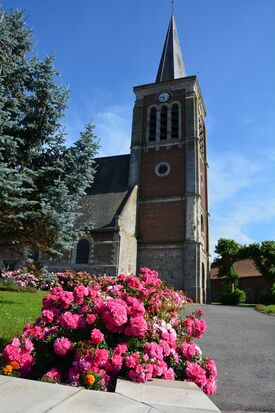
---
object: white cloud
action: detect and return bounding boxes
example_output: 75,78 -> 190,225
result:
94,105 -> 132,157
209,149 -> 275,258
208,151 -> 262,205
63,102 -> 132,157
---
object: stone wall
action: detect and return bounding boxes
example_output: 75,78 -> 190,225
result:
137,244 -> 185,290
118,186 -> 138,275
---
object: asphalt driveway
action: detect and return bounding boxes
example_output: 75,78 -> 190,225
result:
181,304 -> 275,412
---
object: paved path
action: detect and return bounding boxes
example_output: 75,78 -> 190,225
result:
181,304 -> 275,412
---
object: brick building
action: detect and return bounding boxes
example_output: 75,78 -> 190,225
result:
211,259 -> 271,303
2,16 -> 210,302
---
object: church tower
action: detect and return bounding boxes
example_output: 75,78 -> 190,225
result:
129,15 -> 209,302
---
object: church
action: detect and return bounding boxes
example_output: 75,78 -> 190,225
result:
48,15 -> 210,303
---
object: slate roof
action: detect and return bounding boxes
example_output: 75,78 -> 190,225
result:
211,259 -> 261,279
76,154 -> 131,230
156,15 -> 186,82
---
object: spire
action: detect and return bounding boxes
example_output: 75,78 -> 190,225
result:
156,15 -> 186,82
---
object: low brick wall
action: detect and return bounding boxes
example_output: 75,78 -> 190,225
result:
211,276 -> 271,303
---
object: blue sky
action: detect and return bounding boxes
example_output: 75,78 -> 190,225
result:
4,0 -> 275,257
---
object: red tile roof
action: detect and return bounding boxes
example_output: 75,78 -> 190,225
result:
211,259 -> 261,279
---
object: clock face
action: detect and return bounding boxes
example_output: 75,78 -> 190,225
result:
158,92 -> 170,103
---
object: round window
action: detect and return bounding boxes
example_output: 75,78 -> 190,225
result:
155,162 -> 171,177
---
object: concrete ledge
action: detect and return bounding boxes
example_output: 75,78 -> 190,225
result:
116,378 -> 221,413
0,375 -> 221,413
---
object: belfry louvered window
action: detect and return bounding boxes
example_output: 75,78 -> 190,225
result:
76,239 -> 90,264
171,103 -> 179,139
148,107 -> 157,141
160,105 -> 168,140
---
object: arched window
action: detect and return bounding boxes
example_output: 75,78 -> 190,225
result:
76,239 -> 90,264
160,105 -> 168,140
148,107 -> 157,141
171,103 -> 179,139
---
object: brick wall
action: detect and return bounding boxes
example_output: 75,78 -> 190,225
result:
139,147 -> 186,199
138,201 -> 186,243
211,277 -> 272,303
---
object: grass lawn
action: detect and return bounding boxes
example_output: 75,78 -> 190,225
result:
255,304 -> 275,314
211,302 -> 256,307
0,290 -> 46,350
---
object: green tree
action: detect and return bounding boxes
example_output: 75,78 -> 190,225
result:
214,238 -> 241,290
0,9 -> 98,261
240,241 -> 275,283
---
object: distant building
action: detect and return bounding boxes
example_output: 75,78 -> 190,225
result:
2,16 -> 210,303
211,259 -> 270,302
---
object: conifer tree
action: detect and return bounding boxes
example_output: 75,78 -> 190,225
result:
0,9 -> 98,261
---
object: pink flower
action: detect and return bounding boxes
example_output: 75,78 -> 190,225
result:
164,367 -> 175,380
114,343 -> 128,355
102,299 -> 128,332
181,342 -> 198,359
126,297 -> 146,317
73,285 -> 89,304
53,337 -> 72,356
186,362 -> 207,389
60,291 -> 74,309
125,316 -> 148,338
86,314 -> 96,325
10,338 -> 21,347
125,353 -> 140,368
205,359 -> 217,378
44,368 -> 61,382
60,312 -> 80,330
42,310 -> 55,323
23,338 -> 34,352
3,344 -> 20,362
90,328 -> 104,345
106,355 -> 123,373
203,378 -> 217,395
94,349 -> 109,367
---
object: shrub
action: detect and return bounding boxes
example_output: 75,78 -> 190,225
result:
0,279 -> 37,293
0,269 -> 58,291
0,268 -> 217,395
221,288 -> 246,305
259,283 -> 275,305
55,270 -> 95,291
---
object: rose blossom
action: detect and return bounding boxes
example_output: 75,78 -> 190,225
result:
90,328 -> 104,345
60,312 -> 80,330
53,337 -> 72,356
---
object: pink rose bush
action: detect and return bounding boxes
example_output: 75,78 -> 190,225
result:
0,268 -> 217,394
0,268 -> 57,290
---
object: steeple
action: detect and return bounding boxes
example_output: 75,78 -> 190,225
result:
156,15 -> 186,82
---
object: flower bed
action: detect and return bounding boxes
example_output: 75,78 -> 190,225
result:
0,269 -> 57,291
0,268 -> 217,394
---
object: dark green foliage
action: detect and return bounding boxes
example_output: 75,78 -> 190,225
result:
259,283 -> 275,305
214,238 -> 241,292
221,287 -> 246,305
0,9 -> 98,259
241,241 -> 275,283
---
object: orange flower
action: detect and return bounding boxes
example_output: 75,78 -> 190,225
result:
10,361 -> 20,370
3,365 -> 13,375
85,374 -> 95,386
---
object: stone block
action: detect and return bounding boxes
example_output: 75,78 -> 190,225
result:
0,376 -> 80,413
116,378 -> 220,412
49,388 -> 152,413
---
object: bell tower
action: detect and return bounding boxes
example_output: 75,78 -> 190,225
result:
129,15 -> 209,303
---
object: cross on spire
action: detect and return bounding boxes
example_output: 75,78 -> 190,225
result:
171,0 -> 174,16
